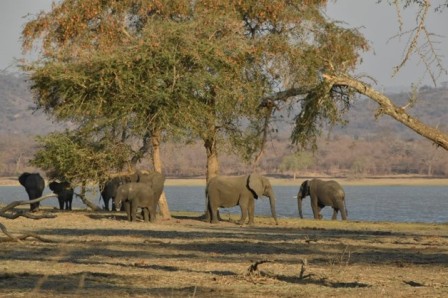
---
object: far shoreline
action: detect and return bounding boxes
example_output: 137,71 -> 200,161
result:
1,176 -> 447,187
163,177 -> 448,187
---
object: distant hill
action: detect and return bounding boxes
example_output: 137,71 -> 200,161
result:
0,73 -> 58,136
0,72 -> 447,177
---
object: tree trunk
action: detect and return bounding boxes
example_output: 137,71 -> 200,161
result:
77,182 -> 102,211
323,74 -> 448,151
202,132 -> 220,220
151,128 -> 171,219
204,135 -> 219,182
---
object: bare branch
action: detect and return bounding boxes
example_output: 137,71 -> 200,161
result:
323,73 -> 448,150
246,260 -> 271,276
0,194 -> 57,215
390,0 -> 447,85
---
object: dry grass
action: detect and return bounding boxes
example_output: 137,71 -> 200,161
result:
1,208 -> 447,297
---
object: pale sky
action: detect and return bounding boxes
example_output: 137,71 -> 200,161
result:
1,0 -> 447,89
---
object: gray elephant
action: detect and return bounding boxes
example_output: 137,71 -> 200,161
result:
18,172 -> 45,212
136,171 -> 165,203
100,173 -> 139,211
205,174 -> 278,225
49,181 -> 74,210
297,179 -> 347,220
114,171 -> 165,222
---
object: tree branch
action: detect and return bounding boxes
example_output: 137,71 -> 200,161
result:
323,73 -> 448,150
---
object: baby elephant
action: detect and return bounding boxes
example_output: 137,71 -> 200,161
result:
297,179 -> 347,220
49,181 -> 74,210
114,183 -> 160,222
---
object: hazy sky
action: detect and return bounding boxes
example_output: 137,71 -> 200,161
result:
1,1 -> 447,89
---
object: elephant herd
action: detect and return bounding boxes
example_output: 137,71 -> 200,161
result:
18,172 -> 76,212
18,172 -> 348,224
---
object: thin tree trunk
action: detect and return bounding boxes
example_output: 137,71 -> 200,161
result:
151,128 -> 171,219
203,133 -> 220,219
323,74 -> 448,151
76,182 -> 101,211
204,136 -> 219,182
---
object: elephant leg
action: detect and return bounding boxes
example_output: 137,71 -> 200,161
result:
104,198 -> 110,211
142,207 -> 150,222
311,199 -> 321,219
30,202 -> 38,212
332,208 -> 338,220
130,202 -> 138,222
317,203 -> 326,220
124,202 -> 131,221
28,191 -> 39,212
312,206 -> 321,219
247,199 -> 255,225
238,204 -> 248,225
58,197 -> 64,210
204,208 -> 211,222
209,201 -> 219,224
338,202 -> 347,220
148,205 -> 157,223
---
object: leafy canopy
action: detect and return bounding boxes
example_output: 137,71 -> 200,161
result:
23,0 -> 369,182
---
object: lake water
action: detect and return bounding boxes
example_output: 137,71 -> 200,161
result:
1,185 -> 447,223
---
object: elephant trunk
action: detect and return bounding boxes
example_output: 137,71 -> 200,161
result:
268,192 -> 278,225
114,196 -> 122,211
297,197 -> 304,219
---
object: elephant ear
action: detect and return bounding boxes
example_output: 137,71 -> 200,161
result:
299,180 -> 310,198
247,174 -> 264,199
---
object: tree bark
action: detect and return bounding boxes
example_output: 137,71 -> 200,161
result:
323,74 -> 448,151
77,182 -> 102,211
204,135 -> 219,182
151,128 -> 171,219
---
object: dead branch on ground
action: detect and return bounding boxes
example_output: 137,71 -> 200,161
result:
0,194 -> 57,243
298,258 -> 313,280
0,194 -> 57,219
245,260 -> 271,276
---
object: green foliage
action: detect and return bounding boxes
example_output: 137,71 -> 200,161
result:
279,152 -> 315,174
31,131 -> 131,184
22,0 -> 369,180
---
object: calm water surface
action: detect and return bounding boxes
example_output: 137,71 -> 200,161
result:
1,185 -> 447,223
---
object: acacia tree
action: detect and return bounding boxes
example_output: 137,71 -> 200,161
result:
21,1 -> 197,216
22,0 -> 367,182
22,0 -> 447,206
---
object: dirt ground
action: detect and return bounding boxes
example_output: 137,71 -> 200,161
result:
1,207 -> 447,298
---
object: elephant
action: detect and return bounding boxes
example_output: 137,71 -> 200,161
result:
49,181 -> 74,210
18,172 -> 45,212
100,173 -> 139,211
114,180 -> 164,222
205,174 -> 278,225
136,171 -> 166,204
297,179 -> 347,220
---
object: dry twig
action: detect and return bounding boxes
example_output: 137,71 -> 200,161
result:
245,260 -> 271,276
0,194 -> 57,243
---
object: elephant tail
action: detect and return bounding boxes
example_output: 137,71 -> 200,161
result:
344,196 -> 348,218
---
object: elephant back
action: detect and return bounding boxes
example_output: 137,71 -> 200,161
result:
19,172 -> 45,189
18,172 -> 32,186
138,171 -> 166,198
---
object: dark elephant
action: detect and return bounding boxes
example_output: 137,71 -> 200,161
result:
205,174 -> 278,225
49,181 -> 74,210
114,175 -> 165,222
18,172 -> 45,212
297,178 -> 347,220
